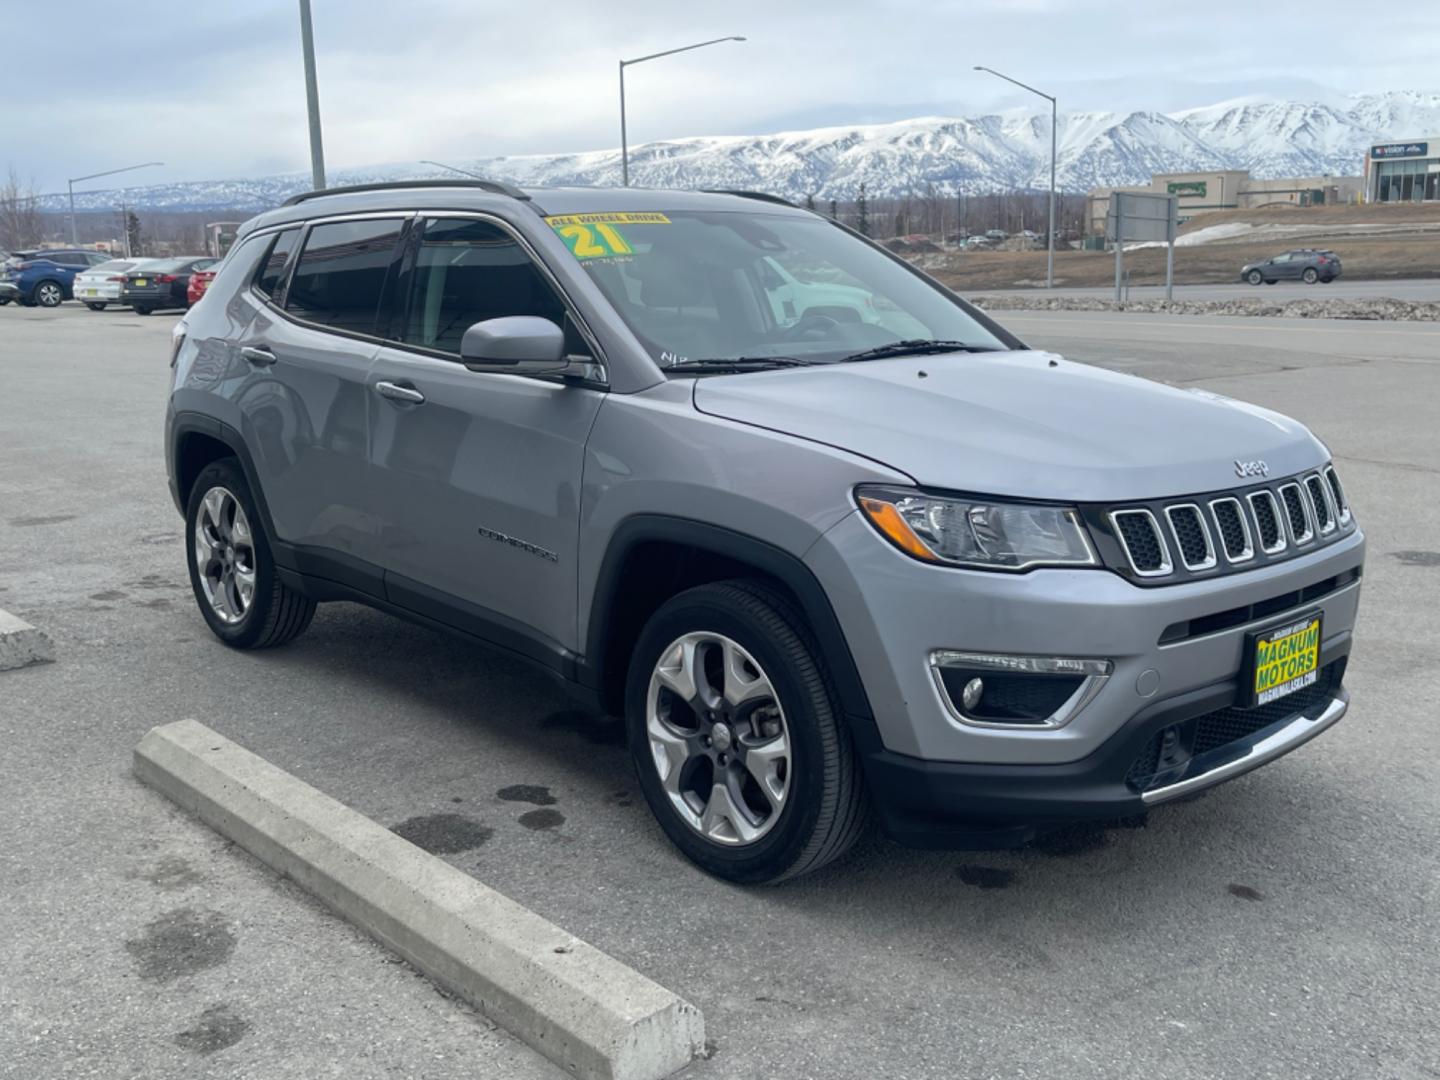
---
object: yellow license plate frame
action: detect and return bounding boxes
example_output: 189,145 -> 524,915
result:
1246,612 -> 1322,707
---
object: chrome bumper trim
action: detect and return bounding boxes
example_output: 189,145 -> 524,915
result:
1140,693 -> 1347,805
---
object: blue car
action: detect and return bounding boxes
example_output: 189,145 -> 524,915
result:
0,249 -> 113,307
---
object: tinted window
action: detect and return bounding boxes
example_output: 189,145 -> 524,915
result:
254,228 -> 300,299
87,252 -> 111,265
398,217 -> 568,355
285,219 -> 402,334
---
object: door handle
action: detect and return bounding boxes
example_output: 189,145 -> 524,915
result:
375,380 -> 425,405
240,345 -> 277,366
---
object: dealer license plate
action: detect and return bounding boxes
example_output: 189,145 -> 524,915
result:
133,278 -> 148,287
1247,612 -> 1322,707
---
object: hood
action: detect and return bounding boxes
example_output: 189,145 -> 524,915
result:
691,350 -> 1327,502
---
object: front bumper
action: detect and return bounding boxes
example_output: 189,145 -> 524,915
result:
0,281 -> 19,300
805,508 -> 1363,841
855,654 -> 1348,847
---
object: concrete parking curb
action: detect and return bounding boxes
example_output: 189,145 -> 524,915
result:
0,608 -> 55,671
133,719 -> 705,1080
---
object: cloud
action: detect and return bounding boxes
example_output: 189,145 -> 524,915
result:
6,0 -> 1437,191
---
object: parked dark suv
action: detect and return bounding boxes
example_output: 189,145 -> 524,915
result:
166,181 -> 1363,882
1241,249 -> 1343,286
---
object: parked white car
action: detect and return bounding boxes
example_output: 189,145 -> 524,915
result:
73,258 -> 159,310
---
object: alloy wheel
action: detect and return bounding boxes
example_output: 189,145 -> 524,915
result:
193,486 -> 257,624
36,282 -> 62,306
646,632 -> 791,846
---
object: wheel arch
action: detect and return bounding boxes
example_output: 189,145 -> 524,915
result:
585,515 -> 874,725
170,413 -> 279,542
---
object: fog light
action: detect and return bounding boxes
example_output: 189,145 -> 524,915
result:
961,677 -> 984,711
930,651 -> 1113,729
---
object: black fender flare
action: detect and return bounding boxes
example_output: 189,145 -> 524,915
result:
169,411 -> 281,544
585,514 -> 875,725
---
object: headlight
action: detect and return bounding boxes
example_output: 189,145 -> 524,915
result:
856,485 -> 1098,571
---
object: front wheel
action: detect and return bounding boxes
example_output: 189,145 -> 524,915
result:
86,302 -> 107,311
1247,270 -> 1262,285
1302,268 -> 1319,284
185,458 -> 316,649
34,281 -> 64,307
134,306 -> 153,315
626,580 -> 868,884
0,296 -> 10,306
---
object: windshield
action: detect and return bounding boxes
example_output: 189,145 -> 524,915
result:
546,209 -> 1007,367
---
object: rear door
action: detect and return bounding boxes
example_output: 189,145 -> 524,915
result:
365,214 -> 605,660
233,217 -> 407,586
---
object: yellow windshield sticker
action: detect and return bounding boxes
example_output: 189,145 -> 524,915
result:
544,212 -> 670,226
546,213 -> 668,260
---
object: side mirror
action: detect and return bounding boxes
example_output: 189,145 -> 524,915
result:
460,316 -> 569,375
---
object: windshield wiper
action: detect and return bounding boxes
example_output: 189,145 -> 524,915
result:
664,356 -> 816,373
835,339 -> 1002,364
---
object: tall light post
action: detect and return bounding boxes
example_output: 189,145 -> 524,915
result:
620,36 -> 745,186
298,0 -> 326,190
420,160 -> 488,180
974,65 -> 1056,289
67,162 -> 163,246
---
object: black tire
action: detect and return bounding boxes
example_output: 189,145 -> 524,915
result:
34,280 -> 64,307
85,302 -> 107,311
184,458 -> 316,649
1246,270 -> 1262,285
625,579 -> 869,884
134,306 -> 153,315
1265,279 -> 1277,286
1302,268 -> 1319,284
0,296 -> 10,306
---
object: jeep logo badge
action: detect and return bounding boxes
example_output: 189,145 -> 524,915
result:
1234,459 -> 1270,479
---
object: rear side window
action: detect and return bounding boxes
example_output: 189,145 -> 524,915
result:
254,228 -> 300,299
285,219 -> 403,335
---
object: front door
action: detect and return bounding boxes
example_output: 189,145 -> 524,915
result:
366,215 -> 604,661
233,217 -> 407,579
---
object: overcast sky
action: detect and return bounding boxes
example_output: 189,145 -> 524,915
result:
6,0 -> 1438,193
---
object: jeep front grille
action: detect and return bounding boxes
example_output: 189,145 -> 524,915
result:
1097,465 -> 1355,583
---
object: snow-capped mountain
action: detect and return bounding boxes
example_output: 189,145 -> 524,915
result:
45,91 -> 1440,213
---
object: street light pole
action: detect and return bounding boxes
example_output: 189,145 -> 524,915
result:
66,162 -> 164,246
298,0 -> 326,190
974,65 -> 1056,289
619,36 -> 746,187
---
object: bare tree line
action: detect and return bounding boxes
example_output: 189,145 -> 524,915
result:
1,168 -> 44,251
808,187 -> 1087,241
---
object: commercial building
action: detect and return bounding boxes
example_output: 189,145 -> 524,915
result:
1365,139 -> 1440,203
1086,169 -> 1364,236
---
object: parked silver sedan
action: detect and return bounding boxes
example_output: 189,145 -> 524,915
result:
73,258 -> 160,311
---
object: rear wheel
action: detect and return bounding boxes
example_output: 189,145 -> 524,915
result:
34,281 -> 64,307
1247,270 -> 1262,285
184,458 -> 316,649
85,302 -> 107,311
1302,268 -> 1319,284
134,306 -> 153,315
0,296 -> 10,306
626,580 -> 868,883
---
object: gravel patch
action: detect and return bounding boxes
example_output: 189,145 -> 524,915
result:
970,295 -> 1440,320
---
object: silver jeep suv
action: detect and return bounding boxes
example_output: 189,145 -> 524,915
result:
165,181 -> 1364,882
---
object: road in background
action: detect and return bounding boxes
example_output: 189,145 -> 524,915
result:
2,305 -> 1438,1079
964,276 -> 1440,303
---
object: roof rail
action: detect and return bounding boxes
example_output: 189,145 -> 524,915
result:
700,189 -> 799,208
281,178 -> 530,207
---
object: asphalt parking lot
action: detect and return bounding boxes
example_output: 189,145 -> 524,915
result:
2,302 -> 1438,1080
